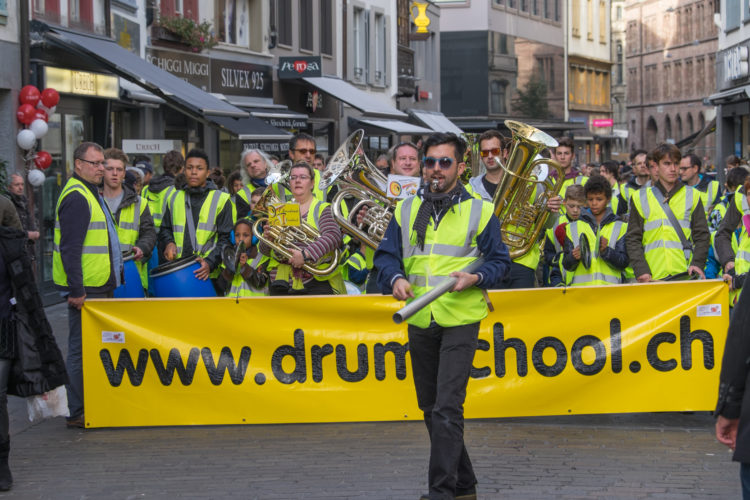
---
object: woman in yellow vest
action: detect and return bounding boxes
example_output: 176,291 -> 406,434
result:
562,176 -> 629,286
259,162 -> 344,295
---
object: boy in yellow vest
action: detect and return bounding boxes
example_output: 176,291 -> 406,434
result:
562,176 -> 629,286
543,184 -> 585,286
625,143 -> 710,282
102,148 -> 156,290
158,149 -> 234,287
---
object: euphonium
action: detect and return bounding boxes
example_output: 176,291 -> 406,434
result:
319,129 -> 395,250
251,186 -> 340,276
491,120 -> 564,259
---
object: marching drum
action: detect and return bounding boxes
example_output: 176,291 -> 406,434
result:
149,255 -> 217,298
113,253 -> 146,299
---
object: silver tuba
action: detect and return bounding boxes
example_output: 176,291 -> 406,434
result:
319,130 -> 395,250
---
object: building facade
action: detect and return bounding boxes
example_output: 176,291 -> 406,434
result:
709,0 -> 750,177
625,0 -> 717,160
610,0 -> 627,160
567,0 -> 613,163
0,0 -> 22,174
438,0 -> 572,137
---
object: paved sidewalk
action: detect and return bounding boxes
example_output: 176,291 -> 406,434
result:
1,303 -> 739,499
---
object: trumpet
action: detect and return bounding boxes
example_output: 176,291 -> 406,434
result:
251,187 -> 340,276
319,129 -> 395,250
491,120 -> 564,259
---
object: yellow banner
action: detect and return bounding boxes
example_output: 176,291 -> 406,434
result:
82,281 -> 729,428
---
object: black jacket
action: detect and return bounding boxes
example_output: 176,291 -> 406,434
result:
55,174 -> 119,297
113,185 -> 157,260
715,286 -> 750,462
0,226 -> 67,397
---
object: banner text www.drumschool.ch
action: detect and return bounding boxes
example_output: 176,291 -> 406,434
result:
98,315 -> 715,387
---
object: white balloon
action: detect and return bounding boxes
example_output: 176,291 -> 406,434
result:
29,119 -> 48,139
27,169 -> 45,187
16,129 -> 36,150
49,106 -> 56,114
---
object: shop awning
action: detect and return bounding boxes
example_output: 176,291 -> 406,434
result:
302,76 -> 407,119
119,78 -> 165,105
210,115 -> 292,141
408,109 -> 464,135
707,86 -> 750,105
354,118 -> 433,135
39,23 -> 248,120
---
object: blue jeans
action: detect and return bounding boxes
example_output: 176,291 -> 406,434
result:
408,321 -> 479,500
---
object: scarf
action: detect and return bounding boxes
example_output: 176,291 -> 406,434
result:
413,183 -> 464,250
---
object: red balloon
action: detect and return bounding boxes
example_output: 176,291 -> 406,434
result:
40,88 -> 60,108
19,85 -> 41,107
34,109 -> 48,122
16,104 -> 36,125
34,151 -> 52,170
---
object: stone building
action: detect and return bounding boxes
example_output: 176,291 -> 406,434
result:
625,0 -> 717,159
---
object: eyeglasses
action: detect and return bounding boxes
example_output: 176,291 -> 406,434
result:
479,148 -> 502,158
293,148 -> 316,155
423,157 -> 455,170
77,158 -> 105,167
289,175 -> 311,181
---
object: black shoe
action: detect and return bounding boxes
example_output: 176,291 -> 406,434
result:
66,414 -> 85,429
456,486 -> 477,500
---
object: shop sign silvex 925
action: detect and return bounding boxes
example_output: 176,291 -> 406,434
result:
278,56 -> 322,79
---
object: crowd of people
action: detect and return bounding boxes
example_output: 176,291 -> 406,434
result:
2,126 -> 746,498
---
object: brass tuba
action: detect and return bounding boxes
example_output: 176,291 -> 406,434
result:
251,185 -> 341,276
319,130 -> 395,250
491,120 -> 564,259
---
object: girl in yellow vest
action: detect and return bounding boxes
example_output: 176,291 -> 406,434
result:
219,218 -> 268,297
259,162 -> 345,295
562,176 -> 629,286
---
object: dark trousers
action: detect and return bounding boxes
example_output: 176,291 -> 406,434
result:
0,359 -> 10,443
269,279 -> 334,296
66,292 -> 110,418
408,321 -> 479,499
497,261 -> 536,289
742,463 -> 750,500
